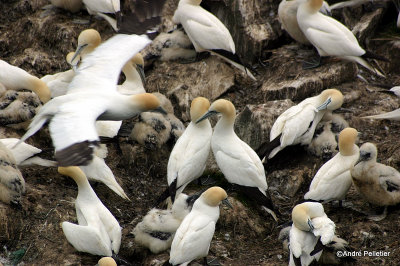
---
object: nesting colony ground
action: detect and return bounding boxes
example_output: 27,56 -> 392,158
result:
1,0 -> 400,265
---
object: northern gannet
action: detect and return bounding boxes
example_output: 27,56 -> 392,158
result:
351,142 -> 400,221
50,0 -> 83,13
18,34 -> 163,166
172,0 -> 256,80
296,0 -> 386,76
166,97 -> 212,202
0,142 -> 25,207
168,186 -> 232,265
0,60 -> 51,103
289,202 -> 335,266
71,29 -> 102,63
133,193 -> 199,254
257,89 -> 344,160
304,127 -> 359,202
58,166 -> 121,256
197,99 -> 277,220
0,138 -> 56,167
98,257 -> 117,266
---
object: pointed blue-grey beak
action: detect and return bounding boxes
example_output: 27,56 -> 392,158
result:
196,110 -> 218,123
316,97 -> 332,111
151,106 -> 167,115
71,43 -> 88,63
136,64 -> 146,86
308,219 -> 314,232
222,198 -> 233,209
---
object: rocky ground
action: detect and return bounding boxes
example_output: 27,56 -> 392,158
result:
1,0 -> 400,265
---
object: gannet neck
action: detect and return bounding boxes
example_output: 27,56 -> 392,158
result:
58,166 -> 91,190
129,93 -> 161,112
201,186 -> 228,207
338,127 -> 358,156
180,0 -> 202,6
292,202 -> 324,231
122,62 -> 142,86
305,0 -> 323,13
29,77 -> 51,103
190,97 -> 210,122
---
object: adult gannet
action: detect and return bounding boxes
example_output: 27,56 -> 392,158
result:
305,127 -> 359,202
168,187 -> 232,265
296,0 -> 386,76
71,29 -> 101,63
0,60 -> 51,103
257,89 -> 344,161
133,193 -> 199,254
79,144 -> 129,200
196,99 -> 277,220
351,142 -> 400,221
58,166 -> 121,256
289,202 -> 335,266
0,138 -> 56,167
18,34 -> 163,166
98,257 -> 117,266
172,0 -> 256,80
166,97 -> 212,202
50,0 -> 83,13
0,142 -> 25,207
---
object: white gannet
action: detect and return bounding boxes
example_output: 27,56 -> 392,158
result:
42,52 -> 80,98
50,0 -> 83,13
257,89 -> 344,160
71,29 -> 102,63
305,127 -> 359,202
0,138 -> 56,167
98,256 -> 117,266
196,99 -> 277,220
362,108 -> 400,121
82,0 -> 120,17
168,186 -> 232,265
278,0 -> 331,45
0,142 -> 25,207
296,0 -> 386,76
166,97 -> 212,202
0,59 -> 51,103
58,166 -> 121,256
79,144 -> 129,200
18,34 -> 164,167
351,142 -> 400,221
172,0 -> 256,80
289,202 -> 335,266
133,193 -> 200,254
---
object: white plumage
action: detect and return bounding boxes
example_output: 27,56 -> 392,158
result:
82,0 -> 120,16
59,166 -> 121,256
305,127 -> 359,201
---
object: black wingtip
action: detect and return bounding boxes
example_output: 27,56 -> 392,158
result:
310,236 -> 324,256
256,134 -> 282,160
55,140 -> 99,166
154,186 -> 170,207
362,50 -> 389,62
169,178 -> 178,203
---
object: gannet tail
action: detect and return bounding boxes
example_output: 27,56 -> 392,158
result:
209,50 -> 256,81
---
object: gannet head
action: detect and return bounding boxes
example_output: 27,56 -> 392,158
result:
72,29 -> 101,62
292,202 -> 324,232
356,142 -> 377,165
338,127 -> 358,156
131,53 -> 145,85
66,51 -> 80,70
305,0 -> 324,13
196,99 -> 236,124
30,78 -> 51,103
201,186 -> 232,208
317,89 -> 344,111
190,97 -> 210,122
98,257 -> 117,266
133,93 -> 166,114
58,166 -> 86,184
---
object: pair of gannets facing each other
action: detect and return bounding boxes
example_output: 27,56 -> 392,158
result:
257,89 -> 344,161
196,99 -> 278,221
18,34 -> 163,167
304,127 -> 359,202
289,202 -> 336,266
167,187 -> 232,266
351,142 -> 400,221
296,0 -> 386,76
165,97 -> 212,202
50,0 -> 82,13
0,142 -> 25,207
133,193 -> 200,254
172,0 -> 256,80
58,166 -> 121,257
0,59 -> 51,104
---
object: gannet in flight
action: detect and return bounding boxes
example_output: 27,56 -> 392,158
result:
18,34 -> 164,166
351,142 -> 400,221
168,187 -> 232,265
305,127 -> 359,202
